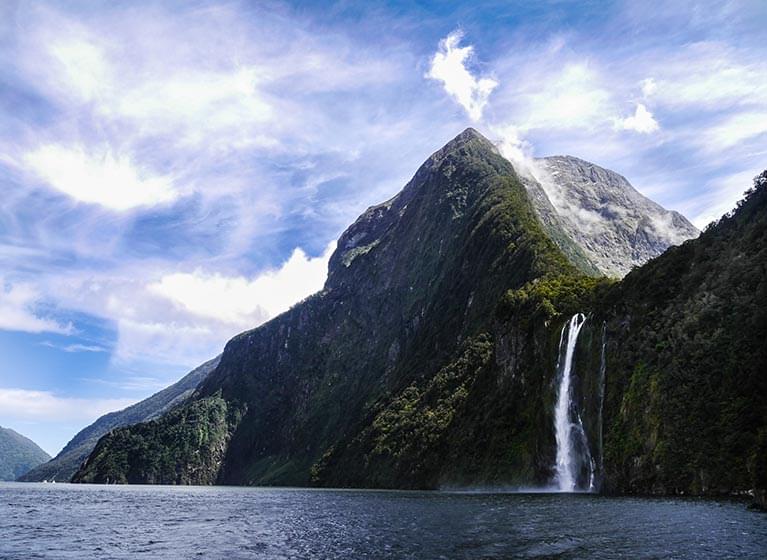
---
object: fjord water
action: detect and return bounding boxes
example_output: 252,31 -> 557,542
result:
2,483 -> 766,559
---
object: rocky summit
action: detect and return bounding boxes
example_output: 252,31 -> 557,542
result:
71,130 -> 766,504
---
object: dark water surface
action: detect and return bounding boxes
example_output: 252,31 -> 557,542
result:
1,482 -> 766,559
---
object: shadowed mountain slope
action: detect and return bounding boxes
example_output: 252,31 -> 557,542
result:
71,131 -> 761,503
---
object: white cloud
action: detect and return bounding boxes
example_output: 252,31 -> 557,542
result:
494,124 -> 531,163
492,123 -> 540,180
532,164 -> 608,236
640,77 -> 657,97
514,63 -> 613,132
648,213 -> 694,246
701,111 -> 767,150
149,242 -> 335,328
647,42 -> 767,110
0,281 -> 73,335
48,38 -> 111,101
33,242 -> 336,368
617,103 -> 659,133
426,30 -> 498,121
40,341 -> 107,353
0,388 -> 134,423
24,144 -> 177,210
112,66 -> 273,147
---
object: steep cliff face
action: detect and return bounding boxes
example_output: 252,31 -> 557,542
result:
23,356 -> 219,482
527,156 -> 699,278
0,426 -> 50,480
73,128 -> 585,487
597,171 -> 767,497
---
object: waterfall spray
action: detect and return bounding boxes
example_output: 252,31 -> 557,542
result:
552,313 -> 593,492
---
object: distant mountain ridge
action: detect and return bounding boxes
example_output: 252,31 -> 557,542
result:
0,426 -> 50,480
19,356 -> 220,482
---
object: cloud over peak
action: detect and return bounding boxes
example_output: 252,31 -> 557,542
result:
426,30 -> 498,121
617,103 -> 660,134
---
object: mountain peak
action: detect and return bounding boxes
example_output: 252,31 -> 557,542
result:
435,127 -> 498,157
326,127 -> 509,287
456,127 -> 487,142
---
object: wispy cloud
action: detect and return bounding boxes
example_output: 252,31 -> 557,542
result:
24,145 -> 177,211
700,111 -> 767,151
0,280 -> 73,335
0,387 -> 134,423
81,376 -> 168,392
426,30 -> 498,121
41,341 -> 107,353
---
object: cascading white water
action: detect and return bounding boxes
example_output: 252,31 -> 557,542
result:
552,313 -> 592,492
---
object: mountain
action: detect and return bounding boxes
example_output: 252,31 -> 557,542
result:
596,170 -> 767,501
20,356 -> 220,482
73,128 -> 587,485
71,129 -> 763,504
0,426 -> 50,480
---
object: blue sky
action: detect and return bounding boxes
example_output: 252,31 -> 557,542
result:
1,0 -> 765,455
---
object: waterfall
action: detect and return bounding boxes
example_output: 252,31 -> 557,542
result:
552,313 -> 594,492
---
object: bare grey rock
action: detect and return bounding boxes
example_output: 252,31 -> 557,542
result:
525,155 -> 699,278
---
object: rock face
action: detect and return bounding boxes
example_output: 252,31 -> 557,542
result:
20,356 -> 219,482
527,156 -> 699,278
0,426 -> 50,480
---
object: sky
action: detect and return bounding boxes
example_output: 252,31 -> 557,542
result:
0,0 -> 765,455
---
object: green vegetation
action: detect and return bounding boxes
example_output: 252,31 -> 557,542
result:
0,426 -> 50,481
600,170 -> 767,496
72,395 -> 242,484
313,336 -> 495,488
21,356 -> 219,483
498,274 -> 613,324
